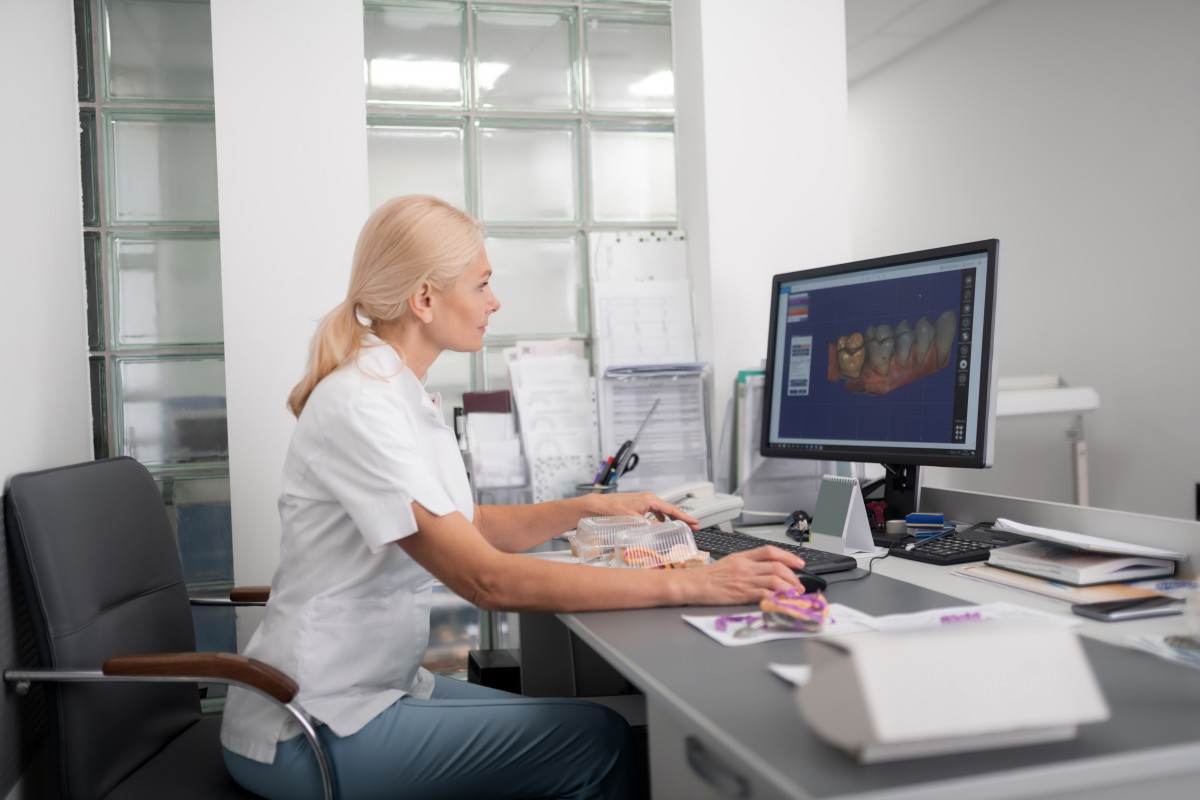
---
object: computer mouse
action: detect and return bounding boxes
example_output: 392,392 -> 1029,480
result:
794,568 -> 827,594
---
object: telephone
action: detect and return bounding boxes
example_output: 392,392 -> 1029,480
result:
657,482 -> 744,529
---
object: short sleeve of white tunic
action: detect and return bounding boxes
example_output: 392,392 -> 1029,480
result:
220,339 -> 474,764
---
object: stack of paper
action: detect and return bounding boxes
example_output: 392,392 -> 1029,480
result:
986,518 -> 1184,586
506,341 -> 599,503
987,542 -> 1176,586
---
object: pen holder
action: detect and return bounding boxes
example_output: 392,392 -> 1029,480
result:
576,482 -> 617,496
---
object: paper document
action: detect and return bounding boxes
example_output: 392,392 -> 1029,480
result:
507,347 -> 599,502
466,413 -> 525,489
588,230 -> 695,374
768,663 -> 813,686
1127,635 -> 1200,672
858,601 -> 1080,632
993,518 -> 1188,561
593,281 -> 696,371
685,601 -> 1075,647
599,366 -> 710,492
683,604 -> 873,646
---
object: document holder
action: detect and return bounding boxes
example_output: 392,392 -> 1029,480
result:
809,475 -> 875,555
796,623 -> 1110,763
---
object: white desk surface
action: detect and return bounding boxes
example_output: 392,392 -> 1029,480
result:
557,518 -> 1200,800
733,523 -> 1195,648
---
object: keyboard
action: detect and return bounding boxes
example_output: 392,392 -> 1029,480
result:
889,526 -> 1028,566
692,526 -> 858,575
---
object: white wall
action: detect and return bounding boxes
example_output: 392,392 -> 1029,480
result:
0,1 -> 93,480
676,0 -> 852,443
0,4 -> 93,798
850,0 -> 1200,519
210,1 -> 369,647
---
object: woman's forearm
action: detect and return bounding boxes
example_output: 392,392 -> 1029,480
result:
474,496 -> 596,552
404,503 -> 801,613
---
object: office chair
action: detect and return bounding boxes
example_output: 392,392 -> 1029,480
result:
3,457 -> 334,800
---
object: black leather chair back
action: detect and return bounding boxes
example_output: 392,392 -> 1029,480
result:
5,457 -> 202,799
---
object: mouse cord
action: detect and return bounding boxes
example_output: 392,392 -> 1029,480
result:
823,549 -> 891,586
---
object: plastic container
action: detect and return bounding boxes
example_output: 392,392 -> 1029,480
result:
571,516 -> 651,564
612,520 -> 702,569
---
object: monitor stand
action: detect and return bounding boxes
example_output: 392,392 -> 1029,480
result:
880,463 -> 921,521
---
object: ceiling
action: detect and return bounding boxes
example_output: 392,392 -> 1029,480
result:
845,0 -> 999,83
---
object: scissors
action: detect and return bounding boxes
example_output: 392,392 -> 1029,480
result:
608,398 -> 660,483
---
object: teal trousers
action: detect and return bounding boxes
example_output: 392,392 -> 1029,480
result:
222,675 -> 636,799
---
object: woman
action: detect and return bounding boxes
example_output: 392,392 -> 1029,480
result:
220,195 -> 805,799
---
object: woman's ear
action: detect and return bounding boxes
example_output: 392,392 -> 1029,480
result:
408,282 -> 435,323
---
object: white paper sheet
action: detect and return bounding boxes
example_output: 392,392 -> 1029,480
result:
682,604 -> 873,646
599,369 -> 709,492
684,601 -> 1077,648
593,280 -> 696,373
768,663 -> 813,685
507,350 -> 599,502
589,230 -> 688,284
466,413 -> 525,489
994,518 -> 1188,561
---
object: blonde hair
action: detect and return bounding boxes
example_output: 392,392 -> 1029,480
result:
287,195 -> 484,417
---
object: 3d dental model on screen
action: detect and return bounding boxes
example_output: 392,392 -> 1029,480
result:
826,310 -> 957,395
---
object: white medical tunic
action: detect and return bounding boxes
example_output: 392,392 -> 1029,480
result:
220,337 -> 474,764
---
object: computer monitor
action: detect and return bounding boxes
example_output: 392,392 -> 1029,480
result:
761,239 -> 999,521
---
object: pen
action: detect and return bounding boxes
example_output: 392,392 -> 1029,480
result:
905,527 -> 956,551
593,457 -> 612,485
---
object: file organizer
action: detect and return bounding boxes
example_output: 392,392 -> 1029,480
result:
598,365 -> 711,493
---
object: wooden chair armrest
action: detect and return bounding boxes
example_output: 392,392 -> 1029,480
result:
229,585 -> 270,603
103,652 -> 298,704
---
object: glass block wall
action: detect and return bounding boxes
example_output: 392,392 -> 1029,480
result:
364,0 -> 677,671
76,0 -> 234,703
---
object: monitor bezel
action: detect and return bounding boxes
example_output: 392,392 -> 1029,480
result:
760,239 -> 1000,470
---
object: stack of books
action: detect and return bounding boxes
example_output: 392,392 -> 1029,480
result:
905,511 -> 951,538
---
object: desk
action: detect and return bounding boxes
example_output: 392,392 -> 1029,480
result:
550,490 -> 1200,799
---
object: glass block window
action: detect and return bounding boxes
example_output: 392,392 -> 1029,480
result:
78,0 -> 232,696
78,0 -> 227,469
366,0 -> 677,396
365,0 -> 676,674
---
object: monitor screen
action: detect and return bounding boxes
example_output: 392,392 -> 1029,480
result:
761,240 -> 999,517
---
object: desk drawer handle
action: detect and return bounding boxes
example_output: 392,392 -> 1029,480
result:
685,736 -> 750,798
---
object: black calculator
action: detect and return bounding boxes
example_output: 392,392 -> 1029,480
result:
889,525 -> 1028,566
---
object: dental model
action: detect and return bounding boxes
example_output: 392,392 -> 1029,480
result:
827,310 -> 958,395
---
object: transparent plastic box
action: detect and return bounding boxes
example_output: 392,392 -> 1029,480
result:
571,515 -> 650,564
612,520 -> 701,569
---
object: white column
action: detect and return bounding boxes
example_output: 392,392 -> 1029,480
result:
210,1 -> 369,640
674,0 -> 852,447
0,0 -> 92,480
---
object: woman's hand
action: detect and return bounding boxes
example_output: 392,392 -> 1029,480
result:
582,491 -> 700,529
678,546 -> 805,605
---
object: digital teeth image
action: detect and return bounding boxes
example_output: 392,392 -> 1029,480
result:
835,332 -> 865,378
827,311 -> 957,395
